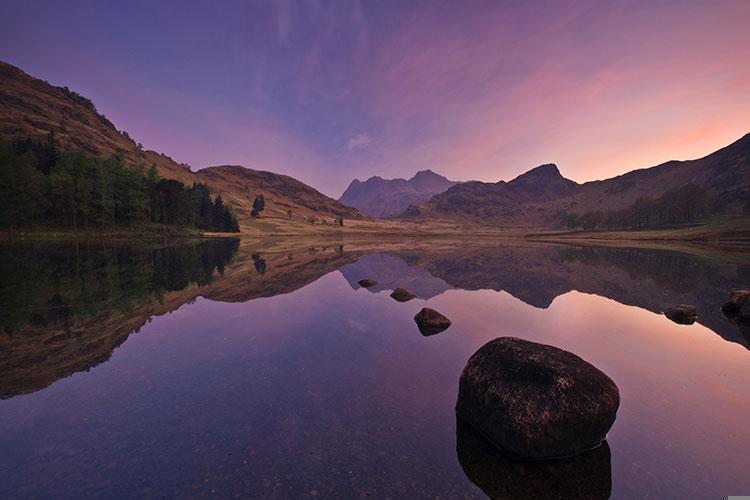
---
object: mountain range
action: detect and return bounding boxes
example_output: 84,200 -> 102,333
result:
339,170 -> 456,217
1,59 -> 748,231
400,139 -> 749,226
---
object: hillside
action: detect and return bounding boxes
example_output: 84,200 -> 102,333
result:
196,165 -> 362,224
403,137 -> 750,227
339,169 -> 455,217
0,60 -> 364,228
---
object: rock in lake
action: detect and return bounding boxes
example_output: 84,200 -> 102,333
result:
414,307 -> 451,336
390,287 -> 416,302
663,304 -> 697,325
722,290 -> 750,322
456,337 -> 619,460
357,278 -> 378,288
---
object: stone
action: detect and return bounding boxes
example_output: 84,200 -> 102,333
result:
357,279 -> 378,288
663,304 -> 697,325
390,287 -> 416,302
456,337 -> 619,460
722,290 -> 750,321
414,308 -> 451,336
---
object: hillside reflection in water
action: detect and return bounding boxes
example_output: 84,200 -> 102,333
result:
0,238 -> 748,499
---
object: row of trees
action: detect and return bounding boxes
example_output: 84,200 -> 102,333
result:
0,138 -> 239,232
562,184 -> 708,231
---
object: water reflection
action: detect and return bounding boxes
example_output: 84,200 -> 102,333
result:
0,237 -> 748,498
1,239 -> 748,401
342,242 -> 750,348
0,238 -> 239,399
456,419 -> 611,500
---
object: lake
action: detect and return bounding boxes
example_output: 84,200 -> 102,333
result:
0,238 -> 748,499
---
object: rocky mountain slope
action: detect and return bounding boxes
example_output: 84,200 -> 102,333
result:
0,60 -> 364,227
339,169 -> 455,217
403,137 -> 750,227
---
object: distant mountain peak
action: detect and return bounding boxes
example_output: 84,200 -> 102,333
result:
513,163 -> 563,181
339,169 -> 456,217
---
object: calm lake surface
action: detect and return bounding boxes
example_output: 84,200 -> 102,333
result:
1,238 -> 748,499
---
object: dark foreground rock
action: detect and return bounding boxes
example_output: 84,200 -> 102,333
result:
663,304 -> 697,325
357,278 -> 378,288
390,287 -> 416,302
457,418 -> 612,500
722,290 -> 750,322
456,337 -> 619,460
414,308 -> 451,335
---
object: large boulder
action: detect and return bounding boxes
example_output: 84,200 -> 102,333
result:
390,287 -> 416,302
663,304 -> 697,325
456,419 -> 612,500
357,278 -> 378,288
722,290 -> 750,322
414,308 -> 451,336
456,337 -> 619,460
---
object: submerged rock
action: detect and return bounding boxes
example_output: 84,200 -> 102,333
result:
390,287 -> 416,302
456,337 -> 619,460
663,304 -> 697,325
357,278 -> 378,288
456,418 -> 612,500
722,290 -> 750,322
414,307 -> 451,336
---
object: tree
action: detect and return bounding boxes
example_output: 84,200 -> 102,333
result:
251,195 -> 265,217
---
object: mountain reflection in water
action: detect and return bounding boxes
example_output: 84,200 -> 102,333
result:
0,238 -> 748,499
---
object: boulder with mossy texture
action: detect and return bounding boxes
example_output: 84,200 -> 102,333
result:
456,337 -> 619,460
390,287 -> 416,302
414,308 -> 451,335
663,304 -> 697,325
357,279 -> 378,288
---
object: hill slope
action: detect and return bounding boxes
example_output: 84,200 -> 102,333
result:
404,137 -> 750,227
0,60 -> 364,228
339,169 -> 455,217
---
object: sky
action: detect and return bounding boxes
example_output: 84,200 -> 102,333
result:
1,0 -> 749,197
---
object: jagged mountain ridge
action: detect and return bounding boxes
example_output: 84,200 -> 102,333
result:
403,137 -> 750,226
339,169 -> 456,217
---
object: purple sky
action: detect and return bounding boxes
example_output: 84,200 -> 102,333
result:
1,0 -> 749,197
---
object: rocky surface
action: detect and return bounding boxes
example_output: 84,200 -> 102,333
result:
456,337 -> 619,460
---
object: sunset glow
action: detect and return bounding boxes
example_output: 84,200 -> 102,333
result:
1,0 -> 749,195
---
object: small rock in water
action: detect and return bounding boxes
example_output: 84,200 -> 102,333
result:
722,290 -> 750,322
357,279 -> 378,288
414,307 -> 451,336
456,337 -> 619,460
390,287 -> 416,302
663,304 -> 697,325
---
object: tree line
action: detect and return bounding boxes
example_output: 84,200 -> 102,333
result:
0,136 -> 239,232
562,184 -> 707,231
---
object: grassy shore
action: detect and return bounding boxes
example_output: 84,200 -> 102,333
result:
0,224 -> 214,241
527,216 -> 750,243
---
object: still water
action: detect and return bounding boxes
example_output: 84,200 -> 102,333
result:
0,238 -> 748,499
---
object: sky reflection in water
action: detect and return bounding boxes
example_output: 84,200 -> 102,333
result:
0,239 -> 748,499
